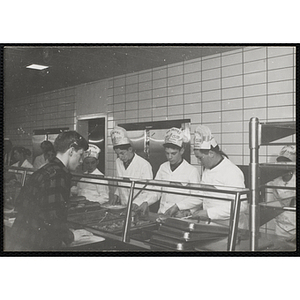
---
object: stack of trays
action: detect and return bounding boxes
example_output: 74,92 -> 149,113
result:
150,218 -> 229,251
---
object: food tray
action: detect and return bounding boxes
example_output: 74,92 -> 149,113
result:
101,204 -> 127,213
68,198 -> 102,214
161,218 -> 229,234
149,232 -> 196,251
87,217 -> 157,235
158,224 -> 228,241
67,209 -> 121,224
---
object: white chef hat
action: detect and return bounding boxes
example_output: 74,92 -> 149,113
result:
83,144 -> 101,160
277,145 -> 296,163
164,127 -> 189,148
193,125 -> 218,150
110,126 -> 131,147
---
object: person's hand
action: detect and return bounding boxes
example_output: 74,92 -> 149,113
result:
70,186 -> 78,195
164,204 -> 179,217
175,209 -> 191,218
132,203 -> 139,212
71,229 -> 93,242
139,202 -> 149,216
192,209 -> 210,222
131,203 -> 140,219
110,195 -> 119,205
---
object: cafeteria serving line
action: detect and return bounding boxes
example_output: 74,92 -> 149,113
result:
3,45 -> 296,252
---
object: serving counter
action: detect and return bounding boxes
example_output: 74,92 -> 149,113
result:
4,166 -> 295,252
63,173 -> 250,251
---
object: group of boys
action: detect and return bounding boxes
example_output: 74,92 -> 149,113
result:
5,125 -> 295,251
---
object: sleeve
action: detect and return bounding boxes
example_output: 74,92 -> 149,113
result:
114,159 -> 122,197
96,180 -> 109,202
175,168 -> 203,211
133,161 -> 156,206
33,156 -> 41,170
205,165 -> 246,220
134,165 -> 163,206
224,167 -> 245,188
206,201 -> 232,220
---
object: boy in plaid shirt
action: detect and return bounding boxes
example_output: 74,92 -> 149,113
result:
6,131 -> 90,251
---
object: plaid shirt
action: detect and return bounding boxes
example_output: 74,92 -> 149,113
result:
6,158 -> 74,250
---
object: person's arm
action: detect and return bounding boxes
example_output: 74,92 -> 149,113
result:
96,179 -> 110,202
33,156 -> 42,170
173,168 -> 203,211
133,162 -> 159,207
135,165 -> 163,207
111,160 -> 121,204
191,209 -> 211,222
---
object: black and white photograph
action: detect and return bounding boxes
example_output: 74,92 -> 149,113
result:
2,44 -> 297,254
1,2 -> 299,300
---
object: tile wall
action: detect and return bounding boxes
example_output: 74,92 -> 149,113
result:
4,87 -> 76,156
106,46 -> 296,177
5,46 -> 296,178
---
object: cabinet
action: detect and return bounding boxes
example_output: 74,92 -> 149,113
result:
249,117 -> 296,251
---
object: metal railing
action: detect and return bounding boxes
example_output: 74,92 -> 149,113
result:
4,166 -> 249,251
249,117 -> 296,251
71,173 -> 249,251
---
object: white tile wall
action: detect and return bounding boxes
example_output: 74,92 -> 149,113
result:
221,52 -> 243,67
244,47 -> 266,62
222,64 -> 243,77
5,46 -> 296,179
184,71 -> 201,84
222,75 -> 243,88
184,59 -> 201,73
268,54 -> 294,70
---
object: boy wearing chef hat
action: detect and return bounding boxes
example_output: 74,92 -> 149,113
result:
141,127 -> 201,217
110,126 -> 153,211
267,145 -> 296,239
71,144 -> 109,204
192,125 -> 248,228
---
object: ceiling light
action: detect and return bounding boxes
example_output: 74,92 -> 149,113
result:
26,64 -> 49,70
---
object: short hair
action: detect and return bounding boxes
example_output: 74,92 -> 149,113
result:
163,143 -> 182,151
113,143 -> 132,151
13,146 -> 31,157
198,145 -> 228,158
41,140 -> 54,151
54,131 -> 88,153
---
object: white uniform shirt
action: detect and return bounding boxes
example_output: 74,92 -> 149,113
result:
33,154 -> 47,170
11,159 -> 34,183
77,168 -> 109,204
269,173 -> 296,237
201,157 -> 248,228
12,159 -> 33,169
115,154 -> 153,206
150,159 -> 201,213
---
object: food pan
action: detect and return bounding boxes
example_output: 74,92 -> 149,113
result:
87,217 -> 157,235
149,232 -> 196,251
161,218 -> 229,234
68,209 -> 121,224
158,224 -> 228,241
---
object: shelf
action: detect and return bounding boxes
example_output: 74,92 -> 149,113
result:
259,163 -> 295,184
260,121 -> 295,145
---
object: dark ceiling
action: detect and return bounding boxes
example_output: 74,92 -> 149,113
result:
4,45 -> 242,101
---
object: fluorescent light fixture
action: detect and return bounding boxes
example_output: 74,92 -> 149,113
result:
26,64 -> 49,70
